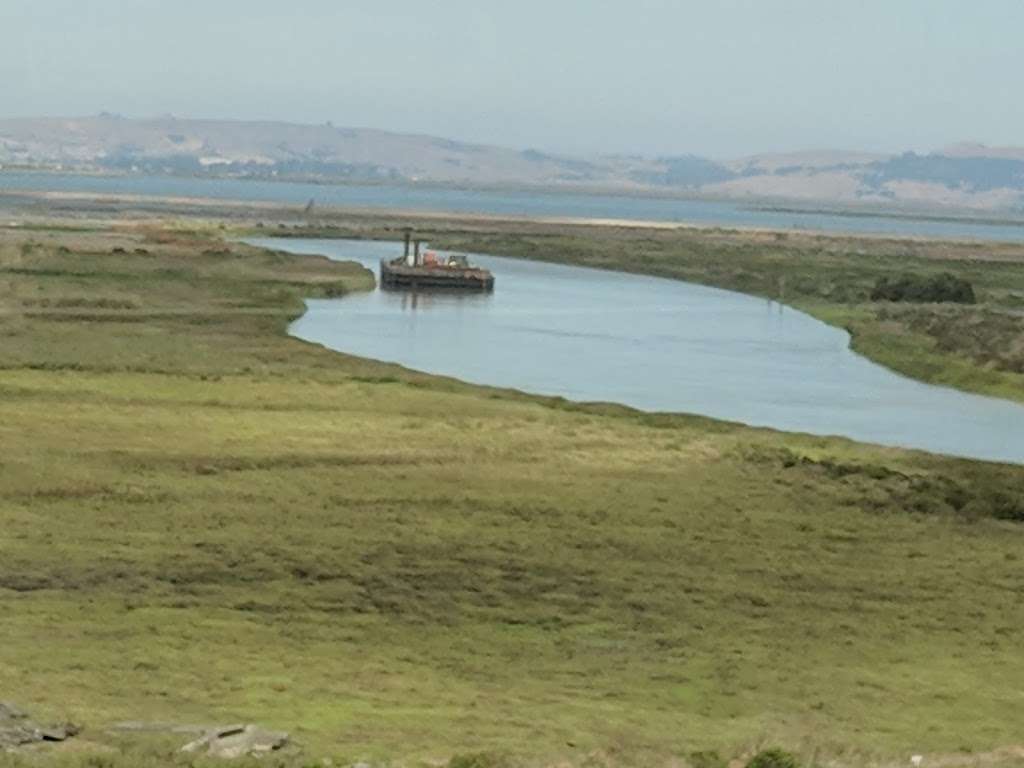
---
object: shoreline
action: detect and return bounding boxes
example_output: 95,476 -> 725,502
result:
5,166 -> 1024,227
268,236 -> 1024,465
4,185 -> 1024,245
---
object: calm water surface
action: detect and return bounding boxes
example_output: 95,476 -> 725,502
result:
249,238 -> 1024,464
8,171 -> 1024,241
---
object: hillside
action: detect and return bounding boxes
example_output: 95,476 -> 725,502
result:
2,214 -> 1024,767
3,115 -> 1024,211
0,115 -> 648,187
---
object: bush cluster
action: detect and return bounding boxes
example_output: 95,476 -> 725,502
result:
870,272 -> 975,304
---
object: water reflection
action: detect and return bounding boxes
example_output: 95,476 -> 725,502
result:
392,289 -> 494,313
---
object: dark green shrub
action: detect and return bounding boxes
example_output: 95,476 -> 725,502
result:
746,747 -> 799,768
871,272 -> 975,304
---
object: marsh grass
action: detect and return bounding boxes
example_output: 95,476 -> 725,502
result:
2,223 -> 1024,766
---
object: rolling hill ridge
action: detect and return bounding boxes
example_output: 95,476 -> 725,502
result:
2,115 -> 1023,212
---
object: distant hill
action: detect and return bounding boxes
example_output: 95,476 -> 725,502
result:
2,115 -> 1024,212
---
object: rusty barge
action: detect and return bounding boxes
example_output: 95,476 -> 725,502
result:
380,231 -> 494,292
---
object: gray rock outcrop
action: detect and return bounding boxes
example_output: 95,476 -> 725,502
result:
179,723 -> 289,758
0,701 -> 80,750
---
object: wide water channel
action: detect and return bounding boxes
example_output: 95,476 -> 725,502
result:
9,171 -> 1024,241
250,237 -> 1024,464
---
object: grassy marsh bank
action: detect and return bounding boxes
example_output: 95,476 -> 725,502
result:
2,219 -> 1024,767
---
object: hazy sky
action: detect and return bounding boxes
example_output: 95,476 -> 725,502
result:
2,0 -> 1021,157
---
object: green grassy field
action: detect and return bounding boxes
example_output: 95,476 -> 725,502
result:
2,220 -> 1024,767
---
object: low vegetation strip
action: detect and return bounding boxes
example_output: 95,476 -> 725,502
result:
2,221 -> 1024,767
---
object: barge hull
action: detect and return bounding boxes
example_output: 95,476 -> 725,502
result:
380,260 -> 494,291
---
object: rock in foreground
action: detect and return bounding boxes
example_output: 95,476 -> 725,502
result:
0,701 -> 80,750
180,724 -> 290,759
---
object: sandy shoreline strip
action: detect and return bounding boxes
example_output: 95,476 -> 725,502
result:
0,187 -> 1018,243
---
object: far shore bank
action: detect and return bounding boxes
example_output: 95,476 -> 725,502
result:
4,177 -> 1024,243
6,187 -> 1024,244
4,166 -> 1024,226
